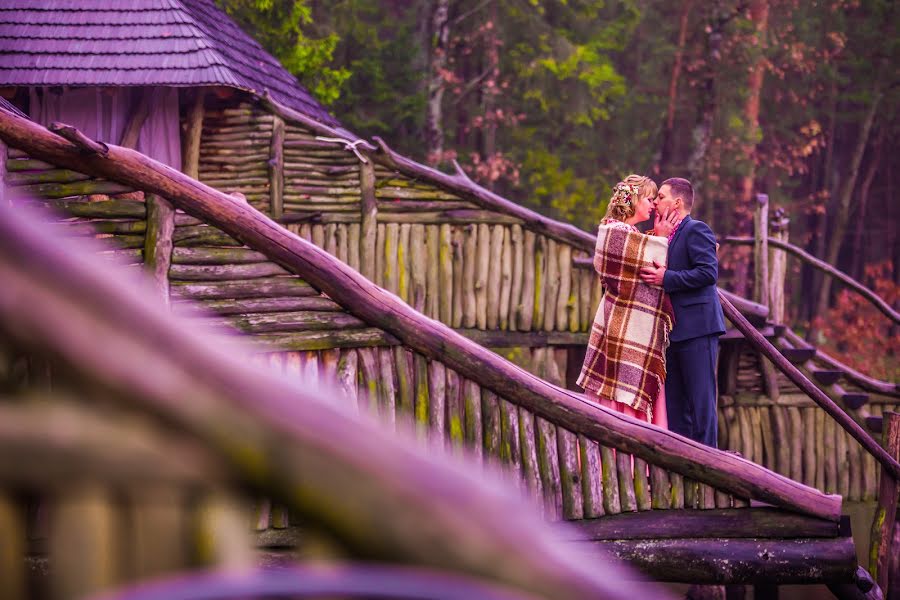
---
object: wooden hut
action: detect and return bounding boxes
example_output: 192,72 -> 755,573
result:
0,0 -> 340,173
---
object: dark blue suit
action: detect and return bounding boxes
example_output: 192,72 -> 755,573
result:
663,215 -> 726,447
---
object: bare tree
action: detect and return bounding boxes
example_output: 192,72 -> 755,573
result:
424,0 -> 451,166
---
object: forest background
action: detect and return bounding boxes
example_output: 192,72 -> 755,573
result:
217,0 -> 898,378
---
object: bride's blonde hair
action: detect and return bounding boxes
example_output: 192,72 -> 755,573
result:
603,174 -> 657,222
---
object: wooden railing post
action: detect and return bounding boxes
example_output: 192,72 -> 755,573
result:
869,411 -> 900,597
181,90 -> 205,180
753,193 -> 769,308
359,160 -> 378,280
268,115 -> 285,219
0,138 -> 6,206
768,208 -> 789,324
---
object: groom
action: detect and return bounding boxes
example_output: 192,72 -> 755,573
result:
640,178 -> 725,447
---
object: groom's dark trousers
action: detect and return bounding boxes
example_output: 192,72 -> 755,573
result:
662,215 -> 726,447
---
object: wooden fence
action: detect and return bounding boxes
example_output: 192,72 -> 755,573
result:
3,101 -> 897,509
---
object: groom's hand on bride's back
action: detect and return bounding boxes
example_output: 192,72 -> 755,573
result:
640,260 -> 666,287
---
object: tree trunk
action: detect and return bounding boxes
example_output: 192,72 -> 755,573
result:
480,0 -> 499,190
813,88 -> 883,326
807,79 -> 840,327
734,0 -> 769,300
687,1 -> 726,221
851,131 -> 882,281
658,0 -> 694,175
424,0 -> 451,166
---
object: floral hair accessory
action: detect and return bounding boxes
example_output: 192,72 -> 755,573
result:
612,182 -> 641,207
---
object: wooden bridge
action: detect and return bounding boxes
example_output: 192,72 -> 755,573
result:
0,97 -> 898,600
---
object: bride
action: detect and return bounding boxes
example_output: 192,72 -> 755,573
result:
577,174 -> 676,427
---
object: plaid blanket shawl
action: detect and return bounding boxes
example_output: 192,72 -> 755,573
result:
577,220 -> 675,420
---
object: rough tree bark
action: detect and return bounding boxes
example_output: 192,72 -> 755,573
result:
686,1 -> 727,222
813,86 -> 883,326
733,0 -> 770,300
658,0 -> 694,175
851,131 -> 883,281
480,0 -> 499,189
424,0 -> 451,166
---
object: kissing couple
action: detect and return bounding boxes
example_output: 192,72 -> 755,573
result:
577,175 -> 726,448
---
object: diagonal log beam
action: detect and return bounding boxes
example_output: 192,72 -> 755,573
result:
0,110 -> 842,521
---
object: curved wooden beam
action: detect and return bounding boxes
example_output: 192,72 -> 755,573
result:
718,292 -> 900,481
723,236 -> 899,325
0,110 -> 842,522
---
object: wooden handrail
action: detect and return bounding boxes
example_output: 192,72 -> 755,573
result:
0,110 -> 842,521
723,235 -> 900,325
718,291 -> 900,481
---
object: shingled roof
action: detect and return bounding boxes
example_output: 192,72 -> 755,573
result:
0,0 -> 338,125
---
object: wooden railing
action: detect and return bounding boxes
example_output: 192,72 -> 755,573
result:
0,109 -> 846,524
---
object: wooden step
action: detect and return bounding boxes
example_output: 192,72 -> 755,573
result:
812,370 -> 844,386
866,416 -> 883,434
780,347 -> 816,364
841,393 -> 869,410
721,324 -> 786,342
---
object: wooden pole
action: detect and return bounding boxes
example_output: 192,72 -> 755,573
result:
0,138 -> 6,207
182,90 -> 205,180
359,161 -> 377,281
120,88 -> 154,150
768,209 -> 789,324
869,411 -> 900,596
589,536 -> 857,584
0,113 -> 848,520
753,194 -> 770,307
268,115 -> 285,219
144,194 -> 175,303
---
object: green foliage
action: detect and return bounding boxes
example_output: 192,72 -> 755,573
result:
324,1 -> 427,152
520,148 -> 609,227
216,0 -> 349,105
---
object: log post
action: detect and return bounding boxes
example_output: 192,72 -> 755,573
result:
869,411 -> 900,597
753,194 -> 769,307
144,194 -> 175,303
120,88 -> 154,150
359,161 -> 377,281
181,89 -> 205,179
0,492 -> 25,599
268,115 -> 285,219
0,138 -> 6,207
768,208 -> 789,324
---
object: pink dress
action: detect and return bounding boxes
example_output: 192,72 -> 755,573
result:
586,218 -> 669,429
